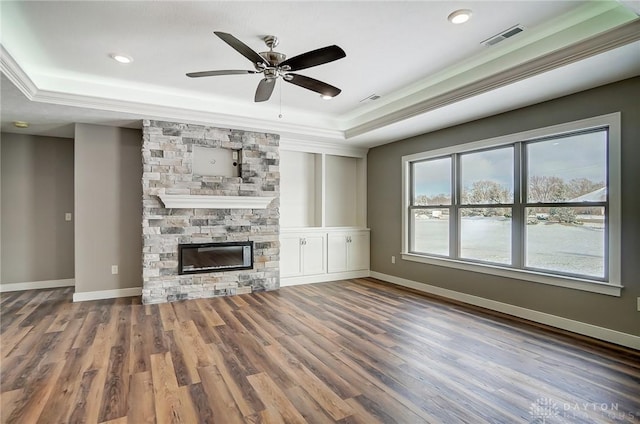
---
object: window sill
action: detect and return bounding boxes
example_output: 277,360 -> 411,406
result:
401,253 -> 622,297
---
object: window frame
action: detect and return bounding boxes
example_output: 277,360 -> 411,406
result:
401,113 -> 622,296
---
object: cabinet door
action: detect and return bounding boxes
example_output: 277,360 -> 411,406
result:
302,235 -> 326,275
348,231 -> 370,271
327,233 -> 348,273
280,235 -> 303,277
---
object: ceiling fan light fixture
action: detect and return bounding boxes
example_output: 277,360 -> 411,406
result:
110,53 -> 133,64
448,9 -> 472,24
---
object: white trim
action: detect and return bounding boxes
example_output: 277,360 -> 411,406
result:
401,253 -> 622,297
279,138 -> 368,158
401,112 -> 622,293
0,278 -> 75,292
73,287 -> 142,302
345,20 -> 640,138
371,271 -> 640,350
31,88 -> 346,144
158,194 -> 275,209
401,112 -> 621,161
4,20 -> 637,147
0,44 -> 38,99
280,270 -> 370,287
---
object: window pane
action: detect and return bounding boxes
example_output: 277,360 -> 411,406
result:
411,209 -> 449,256
460,208 -> 511,264
527,130 -> 607,203
526,207 -> 605,278
461,147 -> 513,204
413,157 -> 451,205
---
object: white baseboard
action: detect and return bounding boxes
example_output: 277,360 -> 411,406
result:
73,287 -> 142,302
370,271 -> 640,350
0,278 -> 75,292
280,270 -> 370,287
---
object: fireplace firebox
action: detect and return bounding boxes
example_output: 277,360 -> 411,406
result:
178,241 -> 253,275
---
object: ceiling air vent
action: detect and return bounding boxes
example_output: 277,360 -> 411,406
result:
359,93 -> 381,103
481,24 -> 525,47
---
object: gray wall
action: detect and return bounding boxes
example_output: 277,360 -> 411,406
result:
368,77 -> 640,336
74,124 -> 142,294
0,133 -> 74,284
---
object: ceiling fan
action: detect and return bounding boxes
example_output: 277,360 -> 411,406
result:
187,31 -> 346,102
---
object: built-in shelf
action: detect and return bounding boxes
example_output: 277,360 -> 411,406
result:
280,151 -> 366,229
158,194 -> 275,209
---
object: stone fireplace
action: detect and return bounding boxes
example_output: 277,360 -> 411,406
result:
141,120 -> 280,304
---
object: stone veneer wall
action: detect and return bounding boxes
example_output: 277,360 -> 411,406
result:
141,120 -> 279,304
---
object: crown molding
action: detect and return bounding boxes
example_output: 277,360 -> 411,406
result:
31,88 -> 346,143
279,137 -> 368,158
345,19 -> 640,139
3,19 -> 638,150
0,44 -> 347,147
0,44 -> 37,98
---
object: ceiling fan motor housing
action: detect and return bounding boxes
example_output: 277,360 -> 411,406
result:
258,51 -> 286,67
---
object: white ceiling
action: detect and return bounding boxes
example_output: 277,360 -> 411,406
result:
1,1 -> 639,149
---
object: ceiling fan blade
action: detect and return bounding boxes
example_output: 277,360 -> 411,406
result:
280,45 -> 346,71
285,74 -> 341,98
255,78 -> 276,102
186,70 -> 258,78
214,31 -> 268,67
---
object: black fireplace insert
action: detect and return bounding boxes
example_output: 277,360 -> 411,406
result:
178,241 -> 253,275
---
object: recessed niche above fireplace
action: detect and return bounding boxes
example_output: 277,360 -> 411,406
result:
193,145 -> 242,178
179,241 -> 253,274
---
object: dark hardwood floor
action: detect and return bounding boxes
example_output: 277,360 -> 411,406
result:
1,278 -> 638,423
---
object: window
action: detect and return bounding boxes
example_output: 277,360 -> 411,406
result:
402,113 -> 621,296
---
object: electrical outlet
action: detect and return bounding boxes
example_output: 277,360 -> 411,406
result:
637,297 -> 640,312
65,213 -> 72,221
111,265 -> 118,275
391,255 -> 396,264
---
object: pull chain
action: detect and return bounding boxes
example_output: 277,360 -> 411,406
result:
278,80 -> 283,119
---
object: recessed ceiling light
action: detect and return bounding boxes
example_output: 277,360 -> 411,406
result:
320,94 -> 334,100
448,9 -> 472,24
110,53 -> 133,64
13,121 -> 29,129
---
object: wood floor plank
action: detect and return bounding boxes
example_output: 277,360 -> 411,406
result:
158,302 -> 178,331
165,330 -> 200,386
6,361 -> 65,424
149,351 -> 193,424
206,339 -> 263,418
285,385 -> 336,424
198,365 -> 245,424
0,389 -> 23,424
98,340 -> 131,422
37,347 -> 92,423
264,342 -> 353,420
2,278 -> 639,423
127,371 -> 155,424
247,372 -> 307,424
67,367 -> 108,423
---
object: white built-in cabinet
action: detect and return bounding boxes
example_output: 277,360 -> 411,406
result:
327,230 -> 370,273
280,232 -> 326,277
279,146 -> 369,286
